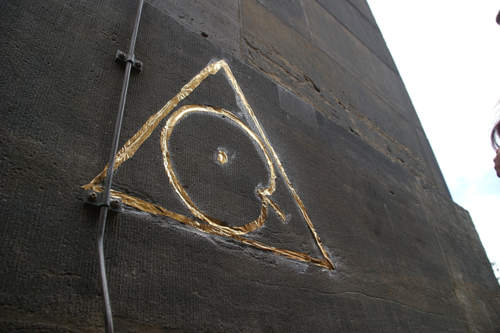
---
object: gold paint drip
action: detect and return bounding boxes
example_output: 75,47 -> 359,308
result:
216,149 -> 228,165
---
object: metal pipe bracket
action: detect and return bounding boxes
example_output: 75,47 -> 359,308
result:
115,50 -> 143,72
85,191 -> 124,213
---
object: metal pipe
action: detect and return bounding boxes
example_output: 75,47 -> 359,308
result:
97,206 -> 113,333
97,1 -> 144,332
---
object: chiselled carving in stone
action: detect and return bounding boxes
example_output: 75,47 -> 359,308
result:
83,60 -> 334,270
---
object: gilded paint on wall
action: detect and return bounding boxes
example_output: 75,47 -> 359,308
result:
83,60 -> 334,270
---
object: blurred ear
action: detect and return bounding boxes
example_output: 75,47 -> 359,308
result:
491,120 -> 500,149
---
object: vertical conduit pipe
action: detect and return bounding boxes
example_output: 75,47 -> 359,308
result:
97,1 -> 144,332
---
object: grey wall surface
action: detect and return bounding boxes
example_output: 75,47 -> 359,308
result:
1,0 -> 499,332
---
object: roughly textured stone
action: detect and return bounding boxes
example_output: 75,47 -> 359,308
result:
240,0 -> 443,195
315,0 -> 396,71
0,0 -> 498,332
303,0 -> 413,115
146,0 -> 241,58
255,0 -> 310,39
347,0 -> 378,25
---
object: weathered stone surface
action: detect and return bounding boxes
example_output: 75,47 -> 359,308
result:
303,0 -> 412,115
146,0 -> 241,58
277,85 -> 318,129
315,0 -> 396,71
416,190 -> 500,332
415,127 -> 451,196
0,0 -> 498,332
347,0 -> 378,26
240,0 -> 442,195
255,0 -> 310,39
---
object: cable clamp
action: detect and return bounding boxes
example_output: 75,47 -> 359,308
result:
115,50 -> 143,72
85,191 -> 123,212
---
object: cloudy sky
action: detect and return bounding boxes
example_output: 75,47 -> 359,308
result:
367,1 -> 500,280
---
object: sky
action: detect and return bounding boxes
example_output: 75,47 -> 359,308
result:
367,1 -> 500,281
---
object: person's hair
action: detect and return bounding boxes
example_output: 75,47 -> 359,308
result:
492,120 -> 500,149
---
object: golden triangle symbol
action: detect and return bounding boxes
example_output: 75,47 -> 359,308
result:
83,59 -> 334,270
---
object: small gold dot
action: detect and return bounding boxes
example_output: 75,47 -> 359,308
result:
217,150 -> 228,164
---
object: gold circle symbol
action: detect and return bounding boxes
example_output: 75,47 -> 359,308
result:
160,105 -> 277,235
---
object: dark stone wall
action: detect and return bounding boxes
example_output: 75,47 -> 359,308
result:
1,0 -> 498,332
